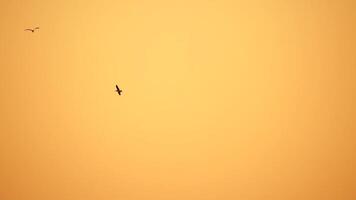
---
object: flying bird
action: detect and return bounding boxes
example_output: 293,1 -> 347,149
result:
115,85 -> 123,95
25,27 -> 39,32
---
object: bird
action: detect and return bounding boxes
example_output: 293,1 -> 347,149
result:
115,85 -> 123,95
25,27 -> 39,33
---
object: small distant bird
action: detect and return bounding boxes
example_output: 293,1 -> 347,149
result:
115,85 -> 123,95
25,27 -> 39,32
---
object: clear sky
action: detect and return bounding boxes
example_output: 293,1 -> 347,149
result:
0,0 -> 355,199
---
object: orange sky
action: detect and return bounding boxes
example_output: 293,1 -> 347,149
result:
0,0 -> 355,199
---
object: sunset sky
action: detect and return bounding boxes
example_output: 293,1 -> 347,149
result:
0,0 -> 355,199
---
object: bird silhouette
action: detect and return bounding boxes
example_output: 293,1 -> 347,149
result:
25,27 -> 39,32
115,85 -> 123,95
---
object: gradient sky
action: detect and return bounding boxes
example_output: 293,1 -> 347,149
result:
0,0 -> 355,200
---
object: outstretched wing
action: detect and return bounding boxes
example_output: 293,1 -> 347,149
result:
116,85 -> 119,90
35,27 -> 40,29
24,29 -> 32,31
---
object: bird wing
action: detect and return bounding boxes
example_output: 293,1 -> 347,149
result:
35,27 -> 40,29
116,85 -> 119,90
24,29 -> 32,31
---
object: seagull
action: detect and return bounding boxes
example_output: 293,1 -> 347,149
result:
25,27 -> 39,33
115,85 -> 123,95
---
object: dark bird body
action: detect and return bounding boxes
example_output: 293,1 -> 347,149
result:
116,85 -> 123,95
25,27 -> 39,32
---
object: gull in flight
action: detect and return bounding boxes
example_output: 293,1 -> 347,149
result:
116,84 -> 123,95
25,27 -> 39,33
